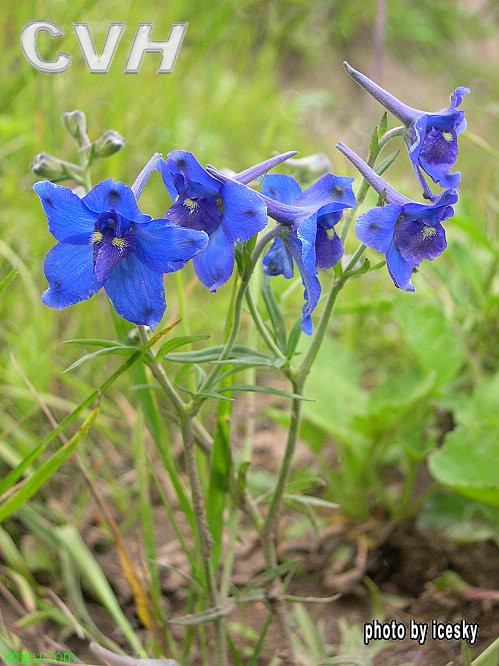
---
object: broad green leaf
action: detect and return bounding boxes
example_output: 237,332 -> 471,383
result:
394,297 -> 465,385
298,336 -> 368,446
429,423 -> 499,507
418,491 -> 499,544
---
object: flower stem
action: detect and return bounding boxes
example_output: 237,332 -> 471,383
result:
194,225 -> 282,402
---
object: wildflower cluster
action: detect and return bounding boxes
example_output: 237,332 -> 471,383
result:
33,64 -> 469,331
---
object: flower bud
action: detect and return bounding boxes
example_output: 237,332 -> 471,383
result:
31,153 -> 66,180
63,110 -> 87,141
93,130 -> 125,158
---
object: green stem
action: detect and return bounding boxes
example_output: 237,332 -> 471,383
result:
245,287 -> 286,360
194,226 -> 281,403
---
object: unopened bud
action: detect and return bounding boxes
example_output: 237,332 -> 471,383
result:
287,153 -> 332,176
63,110 -> 87,141
93,130 -> 125,158
31,153 -> 66,180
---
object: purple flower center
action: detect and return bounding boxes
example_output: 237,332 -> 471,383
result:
92,210 -> 134,282
419,126 -> 458,169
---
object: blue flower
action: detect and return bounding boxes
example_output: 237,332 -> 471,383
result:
336,142 -> 458,292
34,179 -> 208,328
344,62 -> 469,197
260,173 -> 355,335
156,151 -> 269,291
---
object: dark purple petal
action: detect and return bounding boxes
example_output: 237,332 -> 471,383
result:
104,253 -> 166,329
220,180 -> 268,242
192,225 -> 235,291
42,242 -> 102,309
354,204 -> 402,254
133,219 -> 208,274
167,193 -> 221,233
263,237 -> 294,279
93,231 -> 127,283
33,181 -> 97,244
395,219 -> 447,263
315,227 -> 344,269
83,180 -> 150,224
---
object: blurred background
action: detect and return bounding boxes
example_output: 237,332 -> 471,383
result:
0,0 -> 498,663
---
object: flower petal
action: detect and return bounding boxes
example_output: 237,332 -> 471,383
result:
261,175 -> 302,205
134,219 -> 208,273
42,242 -> 102,309
386,242 -> 416,292
395,220 -> 447,263
315,228 -> 344,269
263,237 -> 294,279
295,174 -> 353,210
355,204 -> 402,254
220,180 -> 268,242
160,151 -> 221,198
193,225 -> 235,291
287,222 -> 321,335
83,180 -> 150,224
33,181 -> 97,244
104,253 -> 166,329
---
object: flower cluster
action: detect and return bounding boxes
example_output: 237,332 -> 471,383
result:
34,67 -> 468,333
338,62 -> 468,290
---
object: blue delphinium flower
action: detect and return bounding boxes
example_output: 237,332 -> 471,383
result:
156,151 -> 269,291
205,159 -> 355,334
343,62 -> 469,197
259,173 -> 355,334
336,142 -> 458,292
34,179 -> 208,328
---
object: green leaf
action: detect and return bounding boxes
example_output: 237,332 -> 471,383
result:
429,423 -> 499,507
394,297 -> 465,386
418,491 -> 499,545
0,268 -> 18,296
379,112 -> 388,137
0,401 -> 100,521
165,344 -> 268,364
261,275 -> 287,350
63,338 -> 125,348
375,150 -> 400,176
55,524 -> 145,655
206,377 -> 233,568
63,345 -> 137,374
155,334 -> 210,359
216,384 -> 313,401
368,126 -> 379,156
286,318 -> 302,359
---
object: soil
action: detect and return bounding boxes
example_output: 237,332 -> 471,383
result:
5,398 -> 499,665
